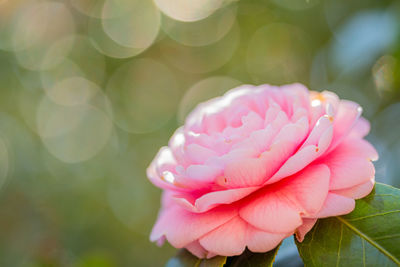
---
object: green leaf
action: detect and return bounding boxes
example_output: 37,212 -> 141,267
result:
296,183 -> 400,267
165,244 -> 281,267
227,244 -> 281,267
165,249 -> 227,267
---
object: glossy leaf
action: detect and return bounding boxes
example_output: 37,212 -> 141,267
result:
296,183 -> 400,266
165,244 -> 282,267
165,249 -> 227,267
227,244 -> 281,267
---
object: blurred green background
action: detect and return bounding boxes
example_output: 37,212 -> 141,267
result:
0,0 -> 400,266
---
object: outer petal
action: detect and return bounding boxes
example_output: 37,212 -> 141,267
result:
332,178 -> 375,199
198,216 -> 287,257
349,117 -> 371,138
147,147 -> 217,191
246,226 -> 289,253
240,164 -> 330,233
199,216 -> 247,257
295,218 -> 317,242
317,138 -> 377,190
185,241 -> 208,259
174,186 -> 259,213
240,192 -> 302,233
309,193 -> 355,218
147,154 -> 183,192
169,127 -> 189,166
284,164 -> 331,216
150,204 -> 237,248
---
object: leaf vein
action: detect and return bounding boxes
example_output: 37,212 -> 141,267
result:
362,238 -> 366,267
373,194 -> 400,198
373,233 -> 400,241
337,216 -> 400,265
347,210 -> 400,221
309,220 -> 320,267
336,223 -> 343,267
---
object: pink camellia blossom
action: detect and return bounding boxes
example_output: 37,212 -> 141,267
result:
148,84 -> 378,258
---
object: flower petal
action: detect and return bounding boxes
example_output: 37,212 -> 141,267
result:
295,218 -> 317,242
147,148 -> 183,191
240,192 -> 302,233
266,145 -> 318,185
300,115 -> 332,149
199,216 -> 247,257
259,140 -> 299,181
185,164 -> 222,183
246,226 -> 289,253
284,164 -> 330,215
184,144 -> 218,165
331,178 -> 375,199
174,186 -> 259,213
309,193 -> 355,218
185,240 -> 208,259
224,157 -> 268,187
150,204 -> 237,248
329,100 -> 362,151
240,164 -> 330,232
266,116 -> 333,185
317,138 -> 377,190
349,117 -> 370,138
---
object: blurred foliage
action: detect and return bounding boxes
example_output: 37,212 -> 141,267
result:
0,0 -> 399,266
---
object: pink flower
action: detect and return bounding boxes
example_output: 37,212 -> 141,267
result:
148,84 -> 378,258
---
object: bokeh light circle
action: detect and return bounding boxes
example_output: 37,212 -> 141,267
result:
161,23 -> 240,73
0,0 -> 38,51
106,58 -> 179,133
88,16 -> 148,59
272,0 -> 319,10
70,0 -> 106,18
161,4 -> 237,47
101,0 -> 160,49
178,76 -> 241,123
13,1 -> 76,70
46,76 -> 100,107
18,87 -> 44,133
246,23 -> 310,84
328,9 -> 397,74
36,91 -> 113,163
107,169 -> 153,230
40,59 -> 85,93
0,137 -> 9,190
372,55 -> 396,95
64,35 -> 107,86
373,102 -> 400,146
154,0 -> 224,22
40,36 -> 76,71
40,35 -> 106,91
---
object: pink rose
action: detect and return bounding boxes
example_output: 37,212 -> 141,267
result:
148,84 -> 378,258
